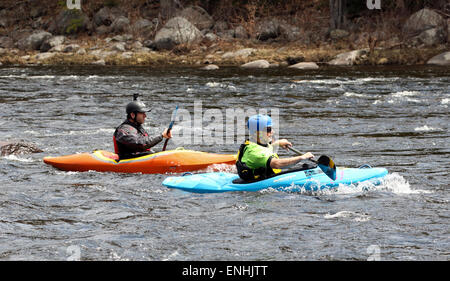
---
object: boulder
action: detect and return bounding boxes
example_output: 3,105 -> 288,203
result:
288,62 -> 319,70
40,35 -> 65,52
63,44 -> 80,53
221,48 -> 256,59
240,60 -> 270,69
427,51 -> 450,66
328,49 -> 368,66
17,31 -> 52,51
49,9 -> 90,35
256,19 -> 282,41
178,6 -> 214,31
233,25 -> 248,39
154,17 -> 203,50
132,18 -> 155,35
35,52 -> 56,60
112,42 -> 126,52
0,141 -> 43,156
111,16 -> 130,33
94,25 -> 110,35
93,7 -> 125,26
204,33 -> 218,42
416,27 -> 446,46
403,8 -> 446,34
213,21 -> 228,33
201,64 -> 219,70
0,36 -> 14,49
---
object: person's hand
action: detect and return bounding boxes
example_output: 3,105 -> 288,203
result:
162,128 -> 172,139
276,139 -> 292,150
301,152 -> 314,160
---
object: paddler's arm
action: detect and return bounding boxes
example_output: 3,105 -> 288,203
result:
270,152 -> 314,169
143,128 -> 172,148
115,127 -> 163,151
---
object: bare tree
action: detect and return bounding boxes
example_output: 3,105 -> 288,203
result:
329,0 -> 346,29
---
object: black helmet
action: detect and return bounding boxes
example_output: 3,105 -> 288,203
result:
126,94 -> 150,114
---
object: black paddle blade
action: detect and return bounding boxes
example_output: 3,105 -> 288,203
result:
317,155 -> 337,181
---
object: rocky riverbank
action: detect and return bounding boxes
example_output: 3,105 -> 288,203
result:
0,5 -> 449,68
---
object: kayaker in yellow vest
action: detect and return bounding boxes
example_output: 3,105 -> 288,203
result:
236,114 -> 314,181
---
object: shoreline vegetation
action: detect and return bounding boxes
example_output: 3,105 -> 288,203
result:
0,0 -> 449,68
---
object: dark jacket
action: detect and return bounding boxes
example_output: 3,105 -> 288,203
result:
113,119 -> 163,160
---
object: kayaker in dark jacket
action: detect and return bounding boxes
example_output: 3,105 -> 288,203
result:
114,95 -> 172,160
236,114 -> 314,181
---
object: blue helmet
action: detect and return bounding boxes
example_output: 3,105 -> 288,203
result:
247,114 -> 272,135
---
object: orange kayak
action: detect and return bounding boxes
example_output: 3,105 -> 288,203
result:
43,149 -> 236,174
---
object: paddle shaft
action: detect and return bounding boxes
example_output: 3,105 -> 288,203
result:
287,146 -> 337,181
287,146 -> 318,163
162,106 -> 178,151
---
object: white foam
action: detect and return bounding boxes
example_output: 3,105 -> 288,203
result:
2,154 -> 34,162
414,125 -> 441,132
391,91 -> 420,97
441,98 -> 450,105
343,92 -> 366,98
378,173 -> 431,194
206,82 -> 224,88
324,211 -> 370,222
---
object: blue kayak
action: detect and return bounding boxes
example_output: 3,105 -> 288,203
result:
162,166 -> 388,193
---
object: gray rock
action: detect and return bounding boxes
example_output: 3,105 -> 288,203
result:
427,51 -> 450,66
0,141 -> 43,156
132,18 -> 155,35
112,42 -> 126,52
178,5 -> 214,31
213,21 -> 228,33
111,16 -> 130,33
63,44 -> 80,53
288,62 -> 319,70
403,8 -> 446,34
202,64 -> 219,70
154,17 -> 203,50
76,48 -> 86,55
328,49 -> 368,66
240,60 -> 270,69
49,9 -> 90,35
93,7 -> 125,26
92,59 -> 106,65
40,35 -> 65,52
233,25 -> 248,39
35,52 -> 56,60
90,50 -> 117,60
256,19 -> 282,41
416,27 -> 446,46
17,31 -> 52,51
222,48 -> 256,59
131,41 -> 143,50
204,33 -> 218,42
96,25 -> 112,35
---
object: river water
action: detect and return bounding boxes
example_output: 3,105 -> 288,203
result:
0,65 -> 448,261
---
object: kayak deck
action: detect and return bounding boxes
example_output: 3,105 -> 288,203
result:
162,166 -> 389,193
43,149 -> 236,174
